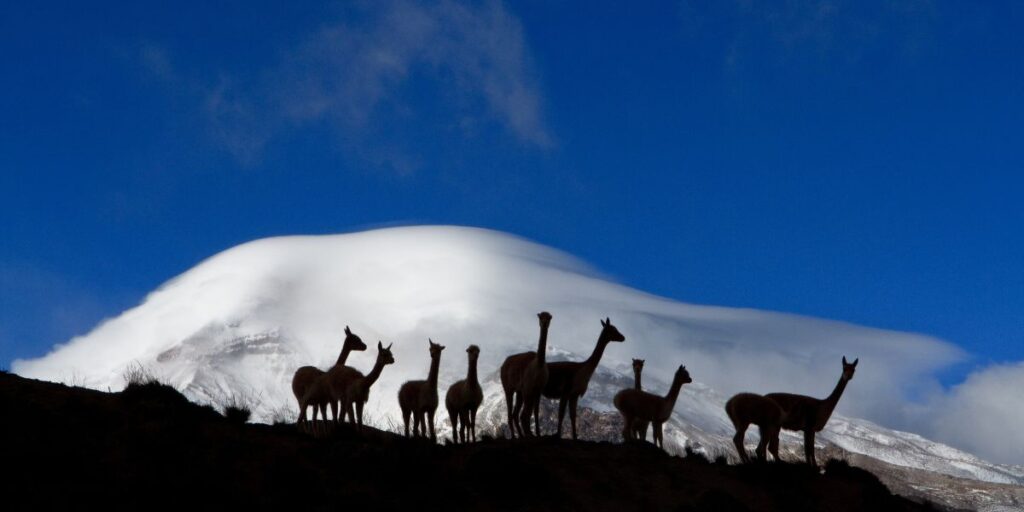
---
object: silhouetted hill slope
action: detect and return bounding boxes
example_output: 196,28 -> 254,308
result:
0,372 -> 942,511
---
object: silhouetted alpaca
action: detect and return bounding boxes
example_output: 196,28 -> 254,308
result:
724,392 -> 784,463
398,339 -> 446,441
445,345 -> 482,443
764,356 -> 858,466
630,358 -> 650,440
500,312 -> 552,438
613,365 -> 692,449
542,318 -> 625,439
291,326 -> 366,431
338,341 -> 395,429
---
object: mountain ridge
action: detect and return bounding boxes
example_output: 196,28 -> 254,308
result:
11,226 -> 1022,510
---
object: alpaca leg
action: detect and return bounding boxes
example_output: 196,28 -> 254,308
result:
556,398 -> 568,438
638,421 -> 649,442
311,404 -> 321,437
459,411 -> 469,443
320,403 -> 330,434
402,408 -> 411,437
519,397 -> 533,438
511,392 -> 524,438
505,390 -> 517,439
654,422 -> 663,448
621,414 -> 632,441
355,400 -> 364,429
733,423 -> 750,463
329,400 -> 338,425
804,430 -> 816,466
568,396 -> 579,440
533,398 -> 541,437
428,409 -> 436,442
413,412 -> 422,437
767,426 -> 781,462
448,409 -> 459,444
755,425 -> 769,462
469,408 -> 477,442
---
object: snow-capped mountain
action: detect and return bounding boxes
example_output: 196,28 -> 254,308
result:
13,226 -> 1024,510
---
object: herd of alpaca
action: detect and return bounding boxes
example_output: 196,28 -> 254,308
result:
290,312 -> 858,465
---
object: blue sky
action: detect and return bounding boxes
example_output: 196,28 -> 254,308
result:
2,0 -> 1022,384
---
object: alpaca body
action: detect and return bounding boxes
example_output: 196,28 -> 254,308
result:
724,392 -> 784,463
499,312 -> 551,438
292,366 -> 326,431
445,345 -> 482,443
613,365 -> 691,449
292,327 -> 367,431
541,318 -> 624,439
398,340 -> 445,440
339,341 -> 395,428
630,359 -> 650,440
763,357 -> 859,466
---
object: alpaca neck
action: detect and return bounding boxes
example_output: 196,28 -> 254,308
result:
536,323 -> 549,364
818,376 -> 848,424
335,345 -> 353,366
633,369 -> 642,391
661,376 -> 686,417
467,358 -> 478,386
583,337 -> 610,375
363,358 -> 386,388
427,356 -> 441,390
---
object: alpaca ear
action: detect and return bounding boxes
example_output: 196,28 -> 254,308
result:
601,318 -> 607,327
387,342 -> 393,350
345,326 -> 351,335
606,317 -> 611,325
378,341 -> 383,350
843,356 -> 849,365
852,358 -> 859,367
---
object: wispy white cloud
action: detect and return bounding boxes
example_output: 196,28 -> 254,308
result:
678,0 -> 939,75
917,361 -> 1024,465
145,0 -> 551,169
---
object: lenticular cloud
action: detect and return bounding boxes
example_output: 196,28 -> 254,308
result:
13,225 -> 982,455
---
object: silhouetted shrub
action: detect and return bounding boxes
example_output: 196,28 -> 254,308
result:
224,405 -> 252,424
266,404 -> 294,426
121,380 -> 191,407
217,390 -> 261,425
121,361 -> 157,387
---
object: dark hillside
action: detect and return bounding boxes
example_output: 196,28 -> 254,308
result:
0,372 -> 940,511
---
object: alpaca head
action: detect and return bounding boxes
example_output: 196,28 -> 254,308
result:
428,339 -> 446,360
599,317 -> 625,343
841,356 -> 858,381
342,325 -> 368,352
632,359 -> 644,373
466,344 -> 481,363
537,311 -> 553,327
674,365 -> 692,385
377,341 -> 395,366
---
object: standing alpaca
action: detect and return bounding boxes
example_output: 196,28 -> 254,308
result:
398,339 -> 446,441
338,341 -> 395,429
500,312 -> 552,438
291,326 -> 366,431
445,345 -> 483,443
724,393 -> 784,463
764,356 -> 858,466
542,318 -> 625,439
613,365 -> 692,449
630,359 -> 650,441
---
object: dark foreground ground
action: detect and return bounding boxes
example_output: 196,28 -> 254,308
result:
0,372 -> 943,512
